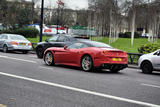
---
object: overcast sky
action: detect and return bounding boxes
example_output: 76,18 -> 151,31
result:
25,0 -> 88,10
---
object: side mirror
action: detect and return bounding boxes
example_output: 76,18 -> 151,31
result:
45,39 -> 49,42
64,46 -> 67,50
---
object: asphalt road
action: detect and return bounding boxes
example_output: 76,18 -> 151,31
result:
0,51 -> 160,107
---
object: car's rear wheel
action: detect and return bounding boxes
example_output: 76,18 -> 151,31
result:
81,55 -> 93,72
36,47 -> 43,58
141,61 -> 153,74
44,51 -> 54,66
3,45 -> 8,53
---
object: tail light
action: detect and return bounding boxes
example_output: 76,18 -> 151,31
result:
28,43 -> 32,46
10,41 -> 18,45
123,52 -> 127,56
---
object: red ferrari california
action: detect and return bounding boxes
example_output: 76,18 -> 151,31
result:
43,41 -> 128,72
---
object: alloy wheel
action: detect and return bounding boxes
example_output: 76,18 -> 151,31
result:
44,52 -> 54,66
81,56 -> 93,71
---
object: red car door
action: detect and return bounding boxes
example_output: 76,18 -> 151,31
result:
54,48 -> 79,64
55,43 -> 87,64
63,48 -> 79,64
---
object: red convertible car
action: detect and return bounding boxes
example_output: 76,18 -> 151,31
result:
43,41 -> 128,72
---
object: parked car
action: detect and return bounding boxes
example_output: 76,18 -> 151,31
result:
0,23 -> 3,31
36,34 -> 89,58
138,49 -> 160,74
141,33 -> 149,38
0,34 -> 32,53
43,41 -> 128,72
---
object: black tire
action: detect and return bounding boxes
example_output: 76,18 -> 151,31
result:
22,51 -> 28,54
81,55 -> 93,72
141,61 -> 153,74
44,51 -> 55,66
36,47 -> 44,58
3,45 -> 8,53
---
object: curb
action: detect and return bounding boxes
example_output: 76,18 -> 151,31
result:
128,65 -> 139,69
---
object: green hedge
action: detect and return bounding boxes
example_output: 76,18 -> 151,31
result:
138,43 -> 160,54
119,32 -> 140,38
2,27 -> 39,38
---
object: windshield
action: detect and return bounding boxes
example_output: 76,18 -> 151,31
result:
10,35 -> 27,40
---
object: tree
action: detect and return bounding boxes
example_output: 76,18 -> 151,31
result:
17,5 -> 34,27
147,1 -> 160,43
1,1 -> 35,30
0,0 -> 7,26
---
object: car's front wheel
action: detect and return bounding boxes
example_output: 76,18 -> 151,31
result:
44,51 -> 54,66
81,55 -> 93,72
141,61 -> 153,74
36,47 -> 44,58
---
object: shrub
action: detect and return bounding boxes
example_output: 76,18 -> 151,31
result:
15,27 -> 39,38
138,43 -> 160,54
2,27 -> 39,38
119,32 -> 140,38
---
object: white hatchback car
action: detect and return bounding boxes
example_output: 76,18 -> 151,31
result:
138,49 -> 160,73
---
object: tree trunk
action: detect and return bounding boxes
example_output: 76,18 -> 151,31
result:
131,10 -> 136,46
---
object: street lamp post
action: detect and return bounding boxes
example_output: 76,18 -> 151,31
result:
40,0 -> 44,42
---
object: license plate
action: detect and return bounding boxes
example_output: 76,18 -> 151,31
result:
19,43 -> 26,46
112,58 -> 122,61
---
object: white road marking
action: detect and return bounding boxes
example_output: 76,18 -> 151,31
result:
29,55 -> 36,58
141,83 -> 160,89
0,72 -> 159,107
0,55 -> 37,63
39,66 -> 53,70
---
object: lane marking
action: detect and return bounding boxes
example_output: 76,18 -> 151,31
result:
0,72 -> 160,107
141,83 -> 160,89
39,66 -> 53,70
0,55 -> 37,63
29,55 -> 36,58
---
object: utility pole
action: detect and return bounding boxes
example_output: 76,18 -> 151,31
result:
40,0 -> 44,42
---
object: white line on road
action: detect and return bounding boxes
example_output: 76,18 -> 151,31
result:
0,55 -> 37,63
39,66 -> 53,70
0,72 -> 159,107
141,83 -> 160,89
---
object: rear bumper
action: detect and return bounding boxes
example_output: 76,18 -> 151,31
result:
99,63 -> 128,70
94,57 -> 128,70
8,45 -> 32,51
